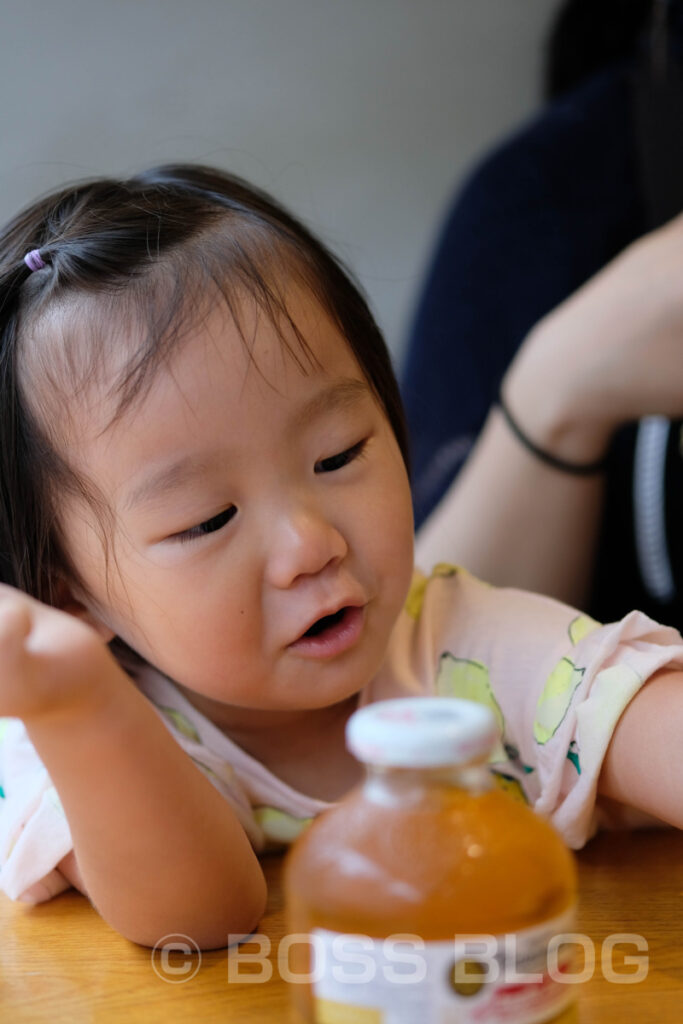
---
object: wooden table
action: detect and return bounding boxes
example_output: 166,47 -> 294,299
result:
1,829 -> 681,1022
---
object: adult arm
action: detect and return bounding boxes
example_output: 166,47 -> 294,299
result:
415,403 -> 605,607
402,67 -> 638,531
402,147 -> 586,530
418,212 -> 683,606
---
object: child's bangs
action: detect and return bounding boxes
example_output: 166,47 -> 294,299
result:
124,224 -> 329,431
21,219 -> 326,442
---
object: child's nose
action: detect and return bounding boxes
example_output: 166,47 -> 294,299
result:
265,504 -> 348,589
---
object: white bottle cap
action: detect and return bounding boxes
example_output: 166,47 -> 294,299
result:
346,697 -> 499,767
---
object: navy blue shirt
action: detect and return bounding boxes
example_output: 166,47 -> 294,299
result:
400,61 -> 683,629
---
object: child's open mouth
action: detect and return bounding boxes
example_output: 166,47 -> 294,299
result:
302,608 -> 347,637
291,605 -> 365,658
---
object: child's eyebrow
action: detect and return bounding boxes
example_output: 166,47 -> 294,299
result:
292,376 -> 372,429
121,455 -> 225,513
121,377 -> 373,513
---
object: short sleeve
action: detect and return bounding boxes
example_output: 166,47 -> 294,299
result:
0,718 -> 72,903
136,678 -> 324,850
403,566 -> 683,847
142,700 -> 266,850
530,607 -> 683,846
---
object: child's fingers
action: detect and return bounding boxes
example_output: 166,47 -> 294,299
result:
0,587 -> 110,720
0,597 -> 33,656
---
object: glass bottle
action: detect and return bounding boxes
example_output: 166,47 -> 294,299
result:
285,697 -> 578,1023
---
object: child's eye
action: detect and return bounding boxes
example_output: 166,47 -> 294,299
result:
172,505 -> 237,544
315,439 -> 368,474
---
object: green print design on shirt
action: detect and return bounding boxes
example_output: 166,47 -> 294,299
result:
253,807 -> 314,846
405,571 -> 428,621
550,617 -> 596,769
490,771 -> 529,803
404,563 -> 458,620
533,659 -> 585,745
566,740 -> 581,774
568,614 -> 601,646
435,654 -> 507,762
158,707 -> 202,744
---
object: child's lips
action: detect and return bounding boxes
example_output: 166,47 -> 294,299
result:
288,605 -> 365,659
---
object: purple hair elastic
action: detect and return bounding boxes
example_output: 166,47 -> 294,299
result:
24,249 -> 45,272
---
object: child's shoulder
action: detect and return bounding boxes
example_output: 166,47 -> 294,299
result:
405,561 -> 511,622
405,561 -> 471,619
403,560 -> 604,660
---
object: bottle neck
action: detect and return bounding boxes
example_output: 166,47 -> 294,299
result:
362,761 -> 492,808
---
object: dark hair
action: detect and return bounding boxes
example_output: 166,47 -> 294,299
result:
0,164 -> 410,607
543,0 -> 654,99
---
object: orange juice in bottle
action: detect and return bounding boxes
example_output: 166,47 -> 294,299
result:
285,697 -> 578,1023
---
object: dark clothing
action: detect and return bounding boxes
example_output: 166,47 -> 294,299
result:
400,61 -> 683,629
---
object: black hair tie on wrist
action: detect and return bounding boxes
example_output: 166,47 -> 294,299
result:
498,393 -> 608,476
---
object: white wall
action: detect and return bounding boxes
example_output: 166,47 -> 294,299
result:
0,0 -> 555,365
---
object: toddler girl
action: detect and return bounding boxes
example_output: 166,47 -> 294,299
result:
0,165 -> 681,950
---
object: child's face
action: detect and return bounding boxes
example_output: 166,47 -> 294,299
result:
59,284 -> 415,715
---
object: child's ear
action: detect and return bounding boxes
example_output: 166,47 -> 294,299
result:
52,578 -> 116,644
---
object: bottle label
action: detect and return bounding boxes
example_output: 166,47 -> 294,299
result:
309,908 -> 577,1023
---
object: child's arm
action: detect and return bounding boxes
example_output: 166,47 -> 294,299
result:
598,667 -> 683,829
0,586 -> 266,949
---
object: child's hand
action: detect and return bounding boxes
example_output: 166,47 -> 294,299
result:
0,583 -> 266,946
0,583 -> 115,722
505,211 -> 683,461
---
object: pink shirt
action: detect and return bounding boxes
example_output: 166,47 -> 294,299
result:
1,564 -> 680,903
